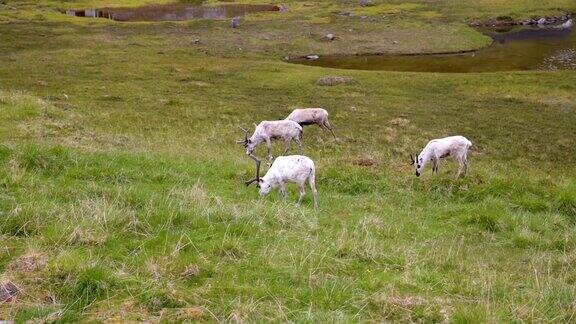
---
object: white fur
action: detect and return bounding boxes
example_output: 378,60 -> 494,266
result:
247,120 -> 303,163
413,135 -> 472,178
258,155 -> 318,209
285,108 -> 336,139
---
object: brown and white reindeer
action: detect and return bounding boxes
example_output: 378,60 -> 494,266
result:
285,108 -> 336,140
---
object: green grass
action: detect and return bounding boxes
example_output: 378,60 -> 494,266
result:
1,0 -> 576,321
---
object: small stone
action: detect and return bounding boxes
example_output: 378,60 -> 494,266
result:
537,17 -> 547,25
230,16 -> 242,28
359,0 -> 374,7
0,281 -> 19,302
191,39 -> 200,44
306,55 -> 319,60
180,265 -> 200,278
393,40 -> 399,44
561,19 -> 574,29
276,4 -> 289,12
322,33 -> 335,41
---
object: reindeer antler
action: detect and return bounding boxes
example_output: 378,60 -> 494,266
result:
244,154 -> 261,186
235,126 -> 249,144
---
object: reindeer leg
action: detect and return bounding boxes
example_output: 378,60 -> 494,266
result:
294,136 -> 303,155
455,156 -> 464,179
297,182 -> 305,206
279,182 -> 287,200
282,139 -> 291,156
433,159 -> 440,174
309,172 -> 318,210
265,138 -> 273,165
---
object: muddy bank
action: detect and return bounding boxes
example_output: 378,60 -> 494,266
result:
289,24 -> 576,73
64,3 -> 283,22
286,48 -> 479,62
469,13 -> 573,27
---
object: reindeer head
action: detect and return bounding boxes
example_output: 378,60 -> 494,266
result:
236,126 -> 250,148
236,125 -> 259,154
257,178 -> 273,195
410,154 -> 423,177
246,177 -> 273,195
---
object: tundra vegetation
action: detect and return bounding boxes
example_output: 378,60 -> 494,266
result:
0,0 -> 576,322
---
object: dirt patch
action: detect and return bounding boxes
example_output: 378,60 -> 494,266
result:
10,253 -> 47,272
389,117 -> 410,128
353,157 -> 380,167
68,228 -> 106,246
316,76 -> 355,86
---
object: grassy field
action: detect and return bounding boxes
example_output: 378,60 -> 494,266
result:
1,0 -> 576,322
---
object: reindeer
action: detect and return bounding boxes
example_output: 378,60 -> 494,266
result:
246,155 -> 318,209
237,120 -> 303,163
410,135 -> 472,178
237,120 -> 303,183
285,108 -> 336,140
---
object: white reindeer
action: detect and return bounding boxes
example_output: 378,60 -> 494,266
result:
410,135 -> 472,178
285,108 -> 336,139
246,155 -> 318,209
238,120 -> 303,164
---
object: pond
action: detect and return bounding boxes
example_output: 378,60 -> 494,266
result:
65,3 -> 281,22
291,23 -> 576,73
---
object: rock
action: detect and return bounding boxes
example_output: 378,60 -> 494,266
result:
0,281 -> 19,302
322,33 -> 335,41
230,16 -> 242,28
560,19 -> 574,29
359,0 -> 374,7
180,265 -> 200,278
276,4 -> 289,12
316,76 -> 355,86
306,55 -> 319,60
191,39 -> 200,44
537,17 -> 547,25
393,40 -> 398,44
521,19 -> 534,25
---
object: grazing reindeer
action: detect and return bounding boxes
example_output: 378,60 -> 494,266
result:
237,120 -> 303,184
246,155 -> 318,209
237,120 -> 303,164
285,108 -> 336,140
410,135 -> 472,178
